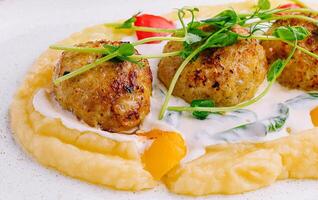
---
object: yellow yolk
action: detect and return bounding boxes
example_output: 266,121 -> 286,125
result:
310,106 -> 318,127
140,129 -> 187,180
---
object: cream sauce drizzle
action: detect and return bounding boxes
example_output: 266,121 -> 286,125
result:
32,90 -> 149,152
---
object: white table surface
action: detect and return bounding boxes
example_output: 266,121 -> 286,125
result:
1,0 -> 318,199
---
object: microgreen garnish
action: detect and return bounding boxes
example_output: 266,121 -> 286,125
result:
131,36 -> 185,46
191,99 -> 215,120
184,33 -> 202,44
258,0 -> 271,10
53,43 -> 137,84
203,30 -> 238,48
245,14 -> 318,27
51,42 -> 181,84
53,53 -> 119,85
309,93 -> 318,98
116,12 -> 140,29
180,42 -> 195,59
103,43 -> 135,56
186,7 -> 199,29
273,26 -> 310,41
267,59 -> 284,82
265,103 -> 289,132
202,10 -> 239,26
177,8 -> 188,36
215,103 -> 289,141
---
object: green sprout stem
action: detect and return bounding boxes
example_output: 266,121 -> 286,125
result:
131,36 -> 185,46
50,45 -> 108,53
167,82 -> 274,113
239,8 -> 318,18
178,9 -> 188,36
50,45 -> 181,59
105,23 -> 180,34
130,51 -> 181,59
273,8 -> 318,15
248,35 -> 318,60
158,46 -> 204,119
53,52 -> 119,85
245,15 -> 318,27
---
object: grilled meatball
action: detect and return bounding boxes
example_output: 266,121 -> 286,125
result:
53,40 -> 152,133
262,14 -> 318,90
158,27 -> 267,106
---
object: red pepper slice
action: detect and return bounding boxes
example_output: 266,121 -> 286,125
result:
277,3 -> 302,9
276,3 -> 302,15
277,3 -> 301,9
134,14 -> 176,44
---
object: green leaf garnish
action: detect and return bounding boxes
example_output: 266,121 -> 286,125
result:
215,103 -> 288,142
191,99 -> 215,120
104,43 -> 135,57
258,0 -> 271,10
273,26 -> 310,41
185,33 -> 202,44
53,43 -> 139,85
116,13 -> 140,29
309,93 -> 318,98
117,43 -> 135,56
265,103 -> 289,132
267,59 -> 284,81
180,42 -> 195,59
204,31 -> 238,48
103,44 -> 118,54
202,10 -> 239,26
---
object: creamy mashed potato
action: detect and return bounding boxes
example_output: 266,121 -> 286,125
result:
10,0 -> 318,196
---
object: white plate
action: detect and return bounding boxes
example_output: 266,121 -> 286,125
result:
1,0 -> 318,199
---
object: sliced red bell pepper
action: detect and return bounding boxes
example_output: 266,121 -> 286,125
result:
134,14 -> 175,44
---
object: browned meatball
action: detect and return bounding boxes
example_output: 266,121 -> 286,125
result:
262,15 -> 318,90
53,40 -> 152,132
158,28 -> 267,106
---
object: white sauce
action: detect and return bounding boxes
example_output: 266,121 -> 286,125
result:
33,89 -> 149,152
32,36 -> 318,162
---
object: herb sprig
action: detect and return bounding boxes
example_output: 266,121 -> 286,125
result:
51,42 -> 182,85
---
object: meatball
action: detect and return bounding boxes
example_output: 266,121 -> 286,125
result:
53,40 -> 152,133
262,15 -> 318,90
158,28 -> 267,106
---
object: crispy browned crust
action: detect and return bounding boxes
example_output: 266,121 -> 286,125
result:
262,14 -> 318,90
158,29 -> 268,106
53,40 -> 152,132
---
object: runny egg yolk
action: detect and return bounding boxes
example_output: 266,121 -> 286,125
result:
140,129 -> 187,180
310,106 -> 318,127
